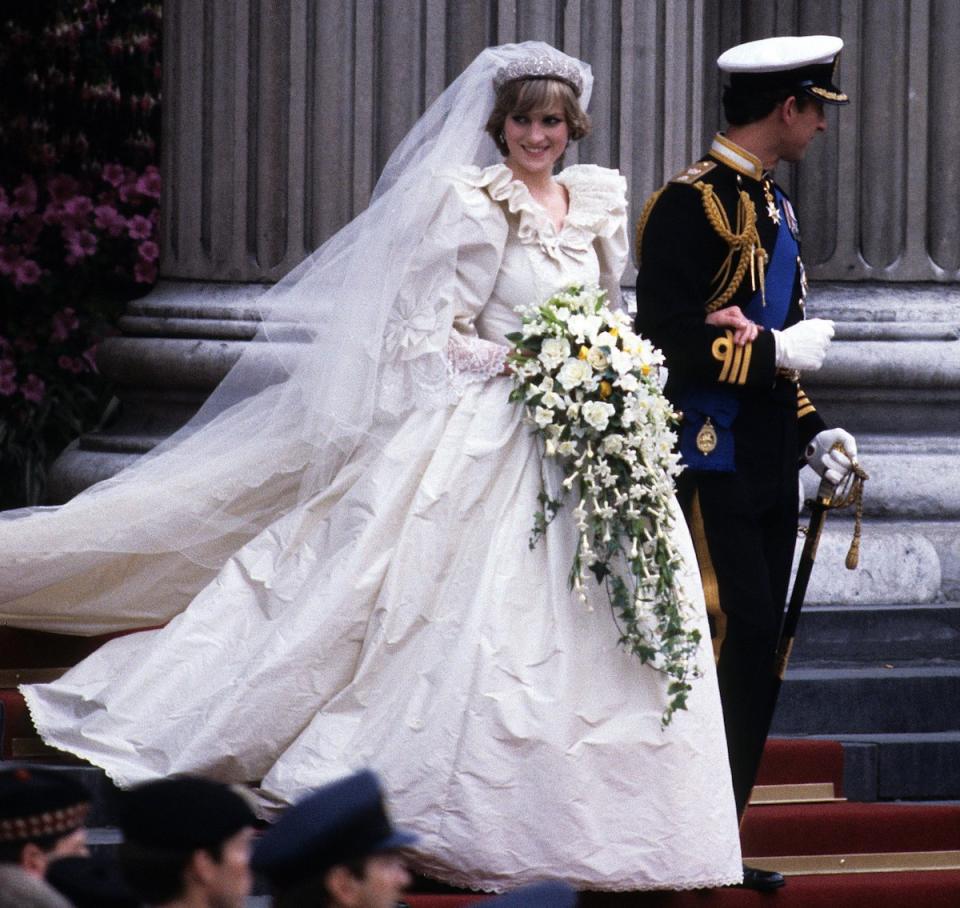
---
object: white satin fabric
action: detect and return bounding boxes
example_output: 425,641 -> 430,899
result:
19,165 -> 741,891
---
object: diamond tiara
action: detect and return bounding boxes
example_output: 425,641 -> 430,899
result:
493,54 -> 584,96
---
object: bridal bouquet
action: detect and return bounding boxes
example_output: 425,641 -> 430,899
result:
507,284 -> 701,724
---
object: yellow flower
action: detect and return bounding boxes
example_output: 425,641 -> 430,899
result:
599,380 -> 613,399
578,345 -> 589,360
641,364 -> 651,376
609,327 -> 619,337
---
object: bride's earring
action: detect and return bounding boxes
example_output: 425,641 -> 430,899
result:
498,130 -> 505,145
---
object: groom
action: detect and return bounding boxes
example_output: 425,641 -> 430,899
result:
635,35 -> 858,891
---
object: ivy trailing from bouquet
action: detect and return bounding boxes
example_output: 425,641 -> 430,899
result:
507,284 -> 702,725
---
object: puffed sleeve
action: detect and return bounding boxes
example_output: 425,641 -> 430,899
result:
559,164 -> 629,309
380,167 -> 509,408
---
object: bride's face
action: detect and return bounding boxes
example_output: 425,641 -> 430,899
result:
503,103 -> 569,180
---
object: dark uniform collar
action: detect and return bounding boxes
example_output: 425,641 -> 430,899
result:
709,134 -> 765,182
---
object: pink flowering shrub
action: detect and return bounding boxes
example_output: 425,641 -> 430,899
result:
0,1 -> 161,507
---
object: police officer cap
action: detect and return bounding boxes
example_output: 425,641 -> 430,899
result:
718,35 -> 848,104
251,769 -> 418,886
482,880 -> 578,907
0,767 -> 90,845
118,776 -> 257,851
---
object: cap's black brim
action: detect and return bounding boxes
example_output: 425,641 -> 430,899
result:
802,84 -> 849,104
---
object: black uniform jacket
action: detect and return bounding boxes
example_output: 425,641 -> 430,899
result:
635,133 -> 826,469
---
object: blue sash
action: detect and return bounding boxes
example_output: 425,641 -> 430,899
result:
679,187 -> 798,472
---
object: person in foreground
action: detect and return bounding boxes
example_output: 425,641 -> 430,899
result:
2,42 -> 740,889
0,767 -> 90,908
116,776 -> 257,908
636,35 -> 859,891
252,769 -> 417,908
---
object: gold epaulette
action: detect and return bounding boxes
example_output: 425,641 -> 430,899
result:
670,160 -> 717,184
634,188 -> 663,266
635,160 -> 766,311
635,162 -> 717,266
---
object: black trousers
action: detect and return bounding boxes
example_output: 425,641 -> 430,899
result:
677,398 -> 799,818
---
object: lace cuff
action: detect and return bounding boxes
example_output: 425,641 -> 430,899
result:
446,330 -> 508,397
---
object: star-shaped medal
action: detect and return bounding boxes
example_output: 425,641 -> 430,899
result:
766,199 -> 781,224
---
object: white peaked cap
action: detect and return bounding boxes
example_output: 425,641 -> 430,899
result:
718,35 -> 843,73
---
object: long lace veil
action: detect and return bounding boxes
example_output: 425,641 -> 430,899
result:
0,43 -> 594,633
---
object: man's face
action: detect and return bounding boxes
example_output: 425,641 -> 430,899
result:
205,826 -> 255,908
341,852 -> 412,908
779,98 -> 827,162
20,827 -> 89,879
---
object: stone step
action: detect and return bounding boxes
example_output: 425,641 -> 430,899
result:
803,284 -> 960,436
825,732 -> 960,801
772,664 -> 960,736
808,282 -> 960,324
797,520 -> 943,606
791,604 -> 960,665
800,437 -> 960,520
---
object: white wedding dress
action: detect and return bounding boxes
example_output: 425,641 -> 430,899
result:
5,162 -> 741,891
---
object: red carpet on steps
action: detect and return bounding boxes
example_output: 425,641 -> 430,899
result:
404,871 -> 960,906
754,737 -> 844,791
743,801 -> 960,855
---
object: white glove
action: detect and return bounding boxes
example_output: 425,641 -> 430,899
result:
772,319 -> 835,372
806,428 -> 858,485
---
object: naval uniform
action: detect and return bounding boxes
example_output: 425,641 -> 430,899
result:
635,134 -> 828,816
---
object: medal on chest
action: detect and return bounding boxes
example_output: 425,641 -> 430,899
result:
762,180 -> 781,225
696,417 -> 718,454
782,196 -> 800,241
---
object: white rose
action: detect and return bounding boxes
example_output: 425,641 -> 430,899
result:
534,406 -> 555,428
609,348 -> 634,376
582,401 -> 616,432
557,358 -> 592,390
554,306 -> 571,323
592,330 -> 618,349
538,337 -> 570,370
558,440 -> 577,456
586,346 -> 608,370
615,371 -> 639,392
601,433 -> 626,455
541,389 -> 564,409
567,313 -> 603,343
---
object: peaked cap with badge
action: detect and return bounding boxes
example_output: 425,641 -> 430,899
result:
251,769 -> 418,889
634,34 -> 850,832
718,35 -> 848,105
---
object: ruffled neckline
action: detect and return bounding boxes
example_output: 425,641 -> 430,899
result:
457,163 -> 626,259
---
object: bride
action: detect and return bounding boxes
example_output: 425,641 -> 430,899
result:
0,43 -> 741,891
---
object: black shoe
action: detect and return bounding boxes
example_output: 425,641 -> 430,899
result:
738,864 -> 786,891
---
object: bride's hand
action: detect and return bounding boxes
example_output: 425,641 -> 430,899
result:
705,306 -> 760,346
